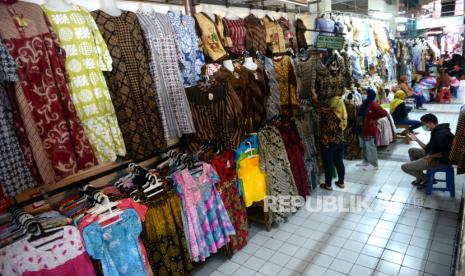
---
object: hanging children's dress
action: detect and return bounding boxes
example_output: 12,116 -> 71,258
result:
173,163 -> 235,262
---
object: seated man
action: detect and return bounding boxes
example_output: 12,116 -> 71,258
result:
401,114 -> 455,189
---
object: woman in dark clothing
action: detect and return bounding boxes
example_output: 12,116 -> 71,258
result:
390,91 -> 422,131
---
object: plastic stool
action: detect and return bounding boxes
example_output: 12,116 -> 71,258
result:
426,166 -> 455,197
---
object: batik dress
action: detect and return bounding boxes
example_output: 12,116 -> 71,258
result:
91,10 -> 166,159
43,5 -> 126,163
0,2 -> 98,180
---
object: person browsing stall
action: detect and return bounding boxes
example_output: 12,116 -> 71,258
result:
390,90 -> 422,131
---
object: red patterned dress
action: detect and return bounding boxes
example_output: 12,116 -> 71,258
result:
211,150 -> 248,252
0,2 -> 98,180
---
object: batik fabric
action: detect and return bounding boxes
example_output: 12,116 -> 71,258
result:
43,5 -> 126,163
91,10 -> 166,159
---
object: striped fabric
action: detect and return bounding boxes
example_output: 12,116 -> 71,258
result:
184,83 -> 245,152
244,14 -> 267,54
450,111 -> 465,174
222,18 -> 247,57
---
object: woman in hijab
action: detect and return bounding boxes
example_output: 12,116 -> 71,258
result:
399,75 -> 426,110
390,91 -> 422,131
357,88 -> 387,171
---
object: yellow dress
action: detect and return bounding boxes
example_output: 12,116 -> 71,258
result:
237,156 -> 266,207
43,5 -> 126,162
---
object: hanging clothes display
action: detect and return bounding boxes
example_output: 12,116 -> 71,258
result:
194,12 -> 228,62
140,192 -> 193,275
0,2 -> 98,180
294,18 -> 308,50
277,17 -> 295,51
322,52 -> 347,101
258,125 -> 299,224
0,40 -> 35,196
272,55 -> 298,112
222,17 -> 247,58
244,14 -> 267,54
184,82 -> 245,151
43,5 -> 127,163
263,16 -> 286,54
137,11 -> 196,141
167,11 -> 205,87
91,10 -> 166,160
211,150 -> 248,252
173,163 -> 235,262
293,53 -> 327,100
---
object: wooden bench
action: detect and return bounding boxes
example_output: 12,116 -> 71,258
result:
395,124 -> 410,144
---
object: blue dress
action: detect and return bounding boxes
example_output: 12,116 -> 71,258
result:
83,209 -> 147,276
167,11 -> 205,87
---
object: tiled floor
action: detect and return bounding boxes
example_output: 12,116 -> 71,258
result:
194,85 -> 465,276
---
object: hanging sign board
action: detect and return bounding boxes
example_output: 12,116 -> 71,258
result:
316,35 -> 345,50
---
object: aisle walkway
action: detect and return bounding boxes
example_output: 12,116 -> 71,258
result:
194,85 -> 465,276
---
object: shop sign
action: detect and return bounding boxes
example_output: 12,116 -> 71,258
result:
316,35 -> 345,50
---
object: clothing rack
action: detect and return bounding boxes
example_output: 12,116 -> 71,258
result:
195,0 -> 310,14
320,10 -> 388,22
14,142 -> 183,208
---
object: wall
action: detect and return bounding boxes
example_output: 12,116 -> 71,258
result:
367,0 -> 398,30
417,15 -> 464,30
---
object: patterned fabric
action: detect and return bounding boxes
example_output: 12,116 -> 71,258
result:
263,16 -> 286,54
194,13 -> 228,62
295,19 -> 308,50
0,41 -> 35,196
167,11 -> 205,87
222,18 -> 247,57
141,192 -> 193,276
91,10 -> 166,160
184,83 -> 245,152
318,106 -> 345,146
277,17 -> 295,50
211,150 -> 248,252
244,14 -> 267,54
264,57 -> 281,118
0,2 -> 98,180
258,125 -> 299,224
5,84 -> 43,184
214,65 -> 267,132
449,111 -> 465,174
0,41 -> 16,82
293,55 -> 325,100
292,114 -> 319,190
272,56 -> 298,112
84,209 -> 147,276
137,11 -> 196,141
173,163 -> 235,262
276,121 -> 309,197
44,5 -> 126,163
322,53 -> 346,101
344,100 -> 362,160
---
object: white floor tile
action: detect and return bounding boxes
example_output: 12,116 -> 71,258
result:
302,264 -> 327,276
362,244 -> 385,258
355,253 -> 380,269
254,247 -> 276,261
319,244 -> 341,257
330,258 -> 354,274
381,249 -> 405,265
278,267 -> 301,276
217,261 -> 241,275
424,261 -> 452,276
268,252 -> 292,267
232,266 -> 255,276
398,266 -> 423,276
257,262 -> 282,276
311,253 -> 334,268
336,248 -> 359,263
284,258 -> 309,273
402,255 -> 427,271
376,260 -> 401,275
243,256 -> 266,271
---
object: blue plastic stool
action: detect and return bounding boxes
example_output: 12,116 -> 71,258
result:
426,166 -> 455,197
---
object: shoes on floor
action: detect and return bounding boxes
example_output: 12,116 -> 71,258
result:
356,162 -> 369,167
363,164 -> 378,171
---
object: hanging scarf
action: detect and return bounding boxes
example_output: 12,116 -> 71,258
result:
390,90 -> 406,114
328,96 -> 348,130
357,88 -> 376,117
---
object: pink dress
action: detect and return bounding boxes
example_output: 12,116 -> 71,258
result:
0,226 -> 95,276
